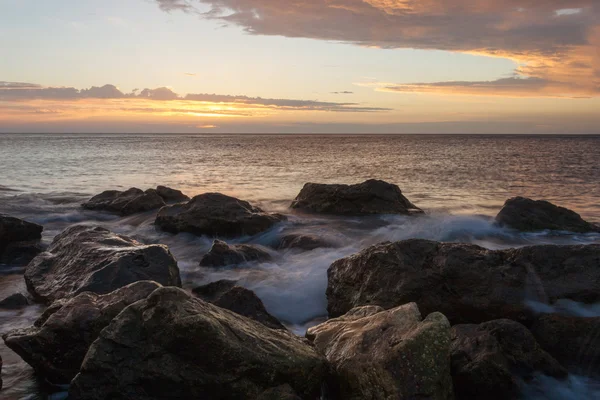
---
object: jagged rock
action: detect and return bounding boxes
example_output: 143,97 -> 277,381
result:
326,239 -> 600,324
69,287 -> 328,400
290,179 -> 422,216
531,314 -> 600,375
156,193 -> 286,237
0,293 -> 29,309
0,214 -> 43,265
306,303 -> 453,400
495,197 -> 599,233
24,225 -> 181,304
193,280 -> 285,330
276,234 -> 336,251
82,188 -> 166,216
155,185 -> 190,203
199,239 -> 272,267
451,319 -> 567,400
3,281 -> 161,383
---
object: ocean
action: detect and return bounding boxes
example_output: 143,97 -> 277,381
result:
1,133 -> 600,399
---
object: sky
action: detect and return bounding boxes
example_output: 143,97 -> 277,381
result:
0,0 -> 598,134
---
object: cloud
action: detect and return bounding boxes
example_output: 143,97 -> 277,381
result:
154,0 -> 600,97
0,81 -> 389,113
331,91 -> 354,94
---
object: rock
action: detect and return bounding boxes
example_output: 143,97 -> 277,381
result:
156,193 -> 286,237
0,293 -> 29,309
306,303 -> 453,400
257,385 -> 302,400
276,234 -> 336,251
199,239 -> 272,267
0,353 -> 2,390
531,314 -> 600,375
451,319 -> 567,400
82,188 -> 166,216
3,281 -> 161,383
24,225 -> 181,304
155,185 -> 190,203
326,239 -> 600,324
0,214 -> 43,264
290,179 -> 422,216
69,287 -> 328,400
192,280 -> 285,330
495,197 -> 599,233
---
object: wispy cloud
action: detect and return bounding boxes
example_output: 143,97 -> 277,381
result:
331,91 -> 354,95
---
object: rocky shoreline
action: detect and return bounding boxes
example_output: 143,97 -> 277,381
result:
1,180 -> 599,398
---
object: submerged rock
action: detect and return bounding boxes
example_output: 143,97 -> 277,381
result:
154,185 -> 190,203
0,214 -> 43,265
276,234 -> 336,251
155,193 -> 286,237
199,239 -> 272,267
193,280 -> 285,330
290,179 -> 422,216
3,281 -> 161,383
306,303 -> 453,400
0,293 -> 29,309
495,197 -> 599,233
82,188 -> 166,216
25,225 -> 181,304
327,239 -> 600,324
69,287 -> 328,400
451,319 -> 567,400
531,314 -> 600,375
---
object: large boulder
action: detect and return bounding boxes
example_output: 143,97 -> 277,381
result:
290,179 -> 422,216
154,185 -> 190,203
530,314 -> 600,375
199,239 -> 272,267
0,214 -> 43,265
155,193 -> 286,237
82,188 -> 166,216
327,239 -> 600,324
3,281 -> 161,383
495,197 -> 599,233
24,225 -> 181,304
69,287 -> 328,400
451,319 -> 567,400
192,280 -> 285,330
306,303 -> 453,400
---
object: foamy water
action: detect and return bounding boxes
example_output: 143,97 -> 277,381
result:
1,134 -> 600,399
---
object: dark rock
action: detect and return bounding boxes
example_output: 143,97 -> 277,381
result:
495,197 -> 599,233
0,240 -> 44,266
156,193 -> 286,237
290,179 -> 422,216
0,353 -> 2,390
277,234 -> 336,251
306,303 -> 453,400
193,280 -> 285,330
82,188 -> 166,216
531,314 -> 600,375
257,385 -> 302,400
155,185 -> 190,203
24,225 -> 181,304
69,287 -> 328,400
0,214 -> 43,265
3,281 -> 161,383
326,239 -> 600,324
0,293 -> 29,309
199,239 -> 272,267
451,319 -> 567,400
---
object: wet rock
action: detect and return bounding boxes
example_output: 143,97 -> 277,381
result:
0,214 -> 43,265
327,239 -> 600,324
25,225 -> 181,304
276,234 -> 336,251
193,280 -> 285,330
156,193 -> 286,237
531,314 -> 600,375
82,188 -> 166,216
0,293 -> 29,309
257,385 -> 302,400
495,197 -> 599,233
0,353 -> 2,390
3,281 -> 161,384
451,319 -> 567,400
306,303 -> 453,400
199,239 -> 272,267
155,185 -> 190,203
69,287 -> 328,400
290,179 -> 422,216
